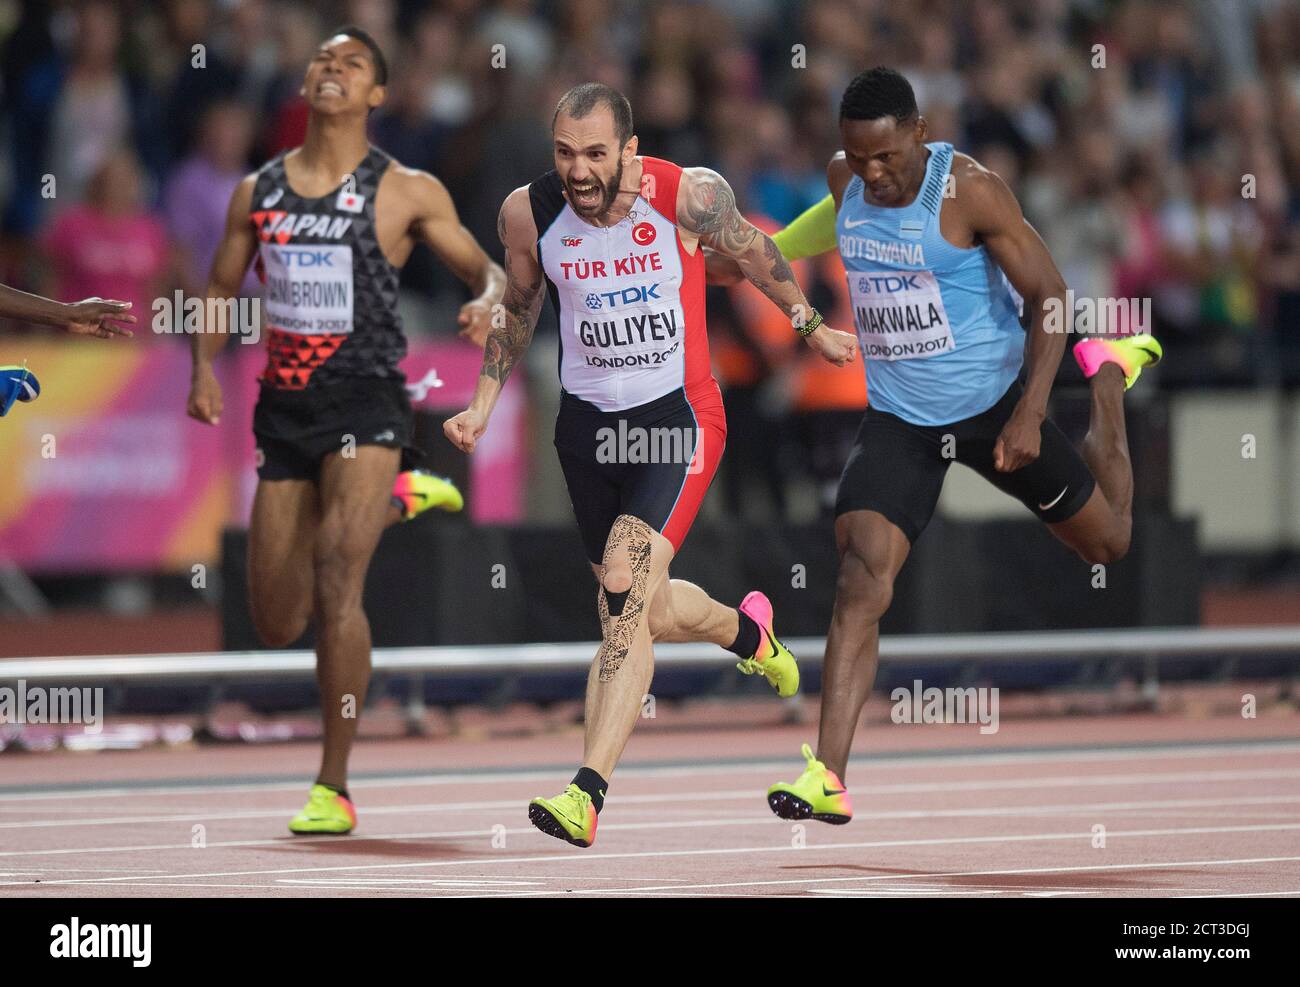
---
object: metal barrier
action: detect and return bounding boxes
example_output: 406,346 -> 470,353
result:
1,625 -> 1296,685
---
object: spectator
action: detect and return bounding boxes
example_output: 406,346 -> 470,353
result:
39,148 -> 172,337
164,101 -> 259,297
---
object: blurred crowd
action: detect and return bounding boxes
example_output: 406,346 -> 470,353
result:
1,0 -> 1298,512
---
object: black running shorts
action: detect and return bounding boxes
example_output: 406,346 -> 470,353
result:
835,380 -> 1096,542
252,377 -> 415,482
554,384 -> 727,564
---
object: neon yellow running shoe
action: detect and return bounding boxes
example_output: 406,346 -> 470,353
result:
392,469 -> 464,520
288,784 -> 357,835
734,590 -> 799,698
767,743 -> 853,825
1073,333 -> 1163,390
528,784 -> 598,848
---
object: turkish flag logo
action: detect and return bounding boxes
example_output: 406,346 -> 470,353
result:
632,222 -> 656,246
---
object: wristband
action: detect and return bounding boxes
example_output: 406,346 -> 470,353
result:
795,309 -> 824,337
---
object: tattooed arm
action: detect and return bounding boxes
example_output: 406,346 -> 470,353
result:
677,167 -> 856,366
443,187 -> 544,454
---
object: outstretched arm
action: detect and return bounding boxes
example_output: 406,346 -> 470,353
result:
405,168 -> 507,346
0,284 -> 136,338
443,187 -> 544,453
679,167 -> 855,366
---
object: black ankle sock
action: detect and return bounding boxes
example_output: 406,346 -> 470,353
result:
727,609 -> 762,659
571,767 -> 608,813
319,782 -> 350,802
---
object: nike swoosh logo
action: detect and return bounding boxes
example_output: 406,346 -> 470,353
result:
1135,343 -> 1161,366
823,785 -> 846,796
843,217 -> 872,229
1038,486 -> 1069,511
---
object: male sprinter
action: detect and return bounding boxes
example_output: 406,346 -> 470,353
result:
445,84 -> 856,847
712,67 -> 1161,823
187,27 -> 505,834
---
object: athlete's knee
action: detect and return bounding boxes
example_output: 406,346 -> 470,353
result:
834,545 -> 894,623
598,514 -> 655,618
248,572 -> 311,646
251,606 -> 308,648
601,566 -> 633,598
312,537 -> 367,618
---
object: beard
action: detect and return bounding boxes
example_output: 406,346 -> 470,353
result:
566,160 -> 624,218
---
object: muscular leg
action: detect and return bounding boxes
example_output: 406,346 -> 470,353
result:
815,510 -> 911,782
1049,363 -> 1132,563
311,445 -> 401,790
248,479 -> 319,647
581,514 -> 673,779
646,578 -> 739,647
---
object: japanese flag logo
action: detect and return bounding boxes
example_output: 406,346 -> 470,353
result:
336,190 -> 365,213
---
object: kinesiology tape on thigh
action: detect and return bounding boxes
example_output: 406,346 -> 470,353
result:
596,516 -> 653,682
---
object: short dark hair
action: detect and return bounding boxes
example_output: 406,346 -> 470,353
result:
553,83 -> 634,148
328,25 -> 388,86
840,67 -> 918,124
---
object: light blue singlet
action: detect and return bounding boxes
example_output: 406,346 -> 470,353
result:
836,141 -> 1024,426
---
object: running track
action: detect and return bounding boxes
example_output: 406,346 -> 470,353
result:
1,711 -> 1298,898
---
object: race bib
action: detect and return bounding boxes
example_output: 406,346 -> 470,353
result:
848,269 -> 954,361
261,243 -> 353,335
569,287 -> 684,371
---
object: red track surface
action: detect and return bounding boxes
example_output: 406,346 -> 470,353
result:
2,710 -> 1298,898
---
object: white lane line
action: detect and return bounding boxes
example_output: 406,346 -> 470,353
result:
6,788 -> 1300,834
0,814 -> 809,858
276,879 -> 540,889
6,766 -> 1299,832
10,824 -> 1300,888
0,883 -> 804,898
490,854 -> 1300,897
1,739 -> 1295,802
7,792 -> 1300,857
809,888 -> 1007,896
1174,890 -> 1300,898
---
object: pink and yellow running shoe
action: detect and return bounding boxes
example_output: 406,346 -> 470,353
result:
767,744 -> 853,825
734,590 -> 799,698
1073,333 -> 1162,391
288,784 -> 357,835
392,469 -> 463,520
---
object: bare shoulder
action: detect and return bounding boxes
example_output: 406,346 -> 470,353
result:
383,163 -> 452,210
498,185 -> 537,249
224,172 -> 259,226
827,153 -> 853,206
950,151 -> 1018,217
676,166 -> 739,236
678,166 -> 733,203
232,172 -> 258,207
